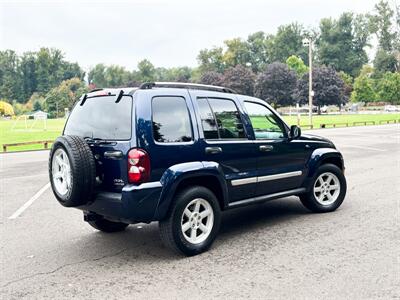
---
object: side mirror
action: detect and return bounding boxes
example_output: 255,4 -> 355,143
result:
289,125 -> 301,139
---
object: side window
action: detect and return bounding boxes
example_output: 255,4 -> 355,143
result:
244,101 -> 286,140
152,96 -> 193,143
208,98 -> 246,139
197,98 -> 219,139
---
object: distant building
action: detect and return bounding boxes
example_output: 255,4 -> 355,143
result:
31,110 -> 48,120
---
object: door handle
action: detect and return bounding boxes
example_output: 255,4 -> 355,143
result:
205,147 -> 222,154
259,145 -> 274,152
104,150 -> 123,159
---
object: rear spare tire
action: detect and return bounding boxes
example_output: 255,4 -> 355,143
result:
49,135 -> 96,207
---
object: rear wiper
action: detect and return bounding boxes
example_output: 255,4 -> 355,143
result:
80,94 -> 88,106
84,137 -> 113,145
115,90 -> 124,103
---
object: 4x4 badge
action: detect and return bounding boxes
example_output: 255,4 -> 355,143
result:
113,179 -> 125,186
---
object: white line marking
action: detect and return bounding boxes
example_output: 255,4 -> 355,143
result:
342,145 -> 387,152
8,182 -> 51,219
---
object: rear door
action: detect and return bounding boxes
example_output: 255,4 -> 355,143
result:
135,89 -> 201,182
189,90 -> 257,202
64,92 -> 134,192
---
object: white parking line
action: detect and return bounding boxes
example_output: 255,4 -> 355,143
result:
342,145 -> 387,152
8,183 -> 51,220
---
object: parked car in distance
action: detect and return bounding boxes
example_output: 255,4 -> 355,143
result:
384,105 -> 399,112
49,82 -> 347,256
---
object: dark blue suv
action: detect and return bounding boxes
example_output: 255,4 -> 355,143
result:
49,82 -> 346,256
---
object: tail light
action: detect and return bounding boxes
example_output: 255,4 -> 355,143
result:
128,149 -> 150,184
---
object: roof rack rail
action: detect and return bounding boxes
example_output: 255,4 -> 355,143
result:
139,82 -> 237,94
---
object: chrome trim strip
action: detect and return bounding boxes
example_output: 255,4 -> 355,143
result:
231,171 -> 302,186
231,177 -> 257,186
257,171 -> 303,182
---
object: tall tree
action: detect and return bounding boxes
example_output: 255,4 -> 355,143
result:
246,31 -> 270,73
255,62 -> 297,107
0,50 -> 21,102
317,13 -> 369,77
88,64 -> 107,88
369,0 -> 396,51
136,59 -> 156,82
223,38 -> 250,68
296,66 -> 347,110
197,47 -> 225,73
19,52 -> 37,102
269,23 -> 308,64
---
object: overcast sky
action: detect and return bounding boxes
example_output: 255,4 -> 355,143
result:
1,0 -> 383,72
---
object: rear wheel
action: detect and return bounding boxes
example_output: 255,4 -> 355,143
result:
159,186 -> 221,256
300,163 -> 347,213
88,219 -> 129,233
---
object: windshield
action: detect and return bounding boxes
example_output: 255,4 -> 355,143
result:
64,95 -> 133,140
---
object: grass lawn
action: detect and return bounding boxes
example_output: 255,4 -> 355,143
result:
0,118 -> 66,152
1,113 -> 399,152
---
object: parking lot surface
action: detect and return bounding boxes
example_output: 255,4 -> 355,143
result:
1,124 -> 399,299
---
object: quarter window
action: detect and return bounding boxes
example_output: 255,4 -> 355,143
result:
244,101 -> 286,140
152,96 -> 193,143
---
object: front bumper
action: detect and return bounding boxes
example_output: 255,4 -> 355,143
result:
77,181 -> 163,224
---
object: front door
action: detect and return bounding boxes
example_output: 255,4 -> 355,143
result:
243,101 -> 312,196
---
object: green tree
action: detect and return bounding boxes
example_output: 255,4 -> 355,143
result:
270,23 -> 308,64
137,59 -> 156,82
197,47 -> 225,73
373,49 -> 398,73
255,62 -> 297,107
317,13 -> 369,77
350,74 -> 376,103
45,78 -> 88,117
223,38 -> 250,68
0,50 -> 21,102
369,0 -> 396,51
376,72 -> 400,104
246,31 -> 270,72
286,55 -> 308,77
296,66 -> 347,110
222,65 -> 255,96
88,64 -> 107,88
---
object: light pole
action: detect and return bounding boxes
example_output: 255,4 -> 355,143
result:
303,38 -> 313,127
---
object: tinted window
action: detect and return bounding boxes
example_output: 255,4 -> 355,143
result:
152,96 -> 192,143
197,98 -> 218,139
244,101 -> 286,140
208,98 -> 246,139
64,95 -> 132,140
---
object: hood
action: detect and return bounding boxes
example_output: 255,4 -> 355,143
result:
300,133 -> 335,147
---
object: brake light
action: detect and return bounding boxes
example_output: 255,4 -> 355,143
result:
128,149 -> 150,183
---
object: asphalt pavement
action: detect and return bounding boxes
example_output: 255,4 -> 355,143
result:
1,124 -> 399,299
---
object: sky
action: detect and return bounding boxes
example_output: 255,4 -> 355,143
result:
0,0 -> 384,72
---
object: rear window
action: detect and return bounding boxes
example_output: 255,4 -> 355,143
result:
64,95 -> 133,140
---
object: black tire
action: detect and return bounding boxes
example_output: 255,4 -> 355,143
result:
159,186 -> 221,256
88,219 -> 129,233
300,163 -> 347,213
49,135 -> 96,207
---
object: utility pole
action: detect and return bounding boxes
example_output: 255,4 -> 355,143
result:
303,38 -> 313,127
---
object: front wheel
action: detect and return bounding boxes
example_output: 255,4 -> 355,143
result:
300,163 -> 347,213
159,186 -> 221,256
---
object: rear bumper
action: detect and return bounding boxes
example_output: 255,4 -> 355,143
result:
77,181 -> 163,224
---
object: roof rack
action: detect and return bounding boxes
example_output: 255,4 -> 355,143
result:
139,82 -> 237,94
